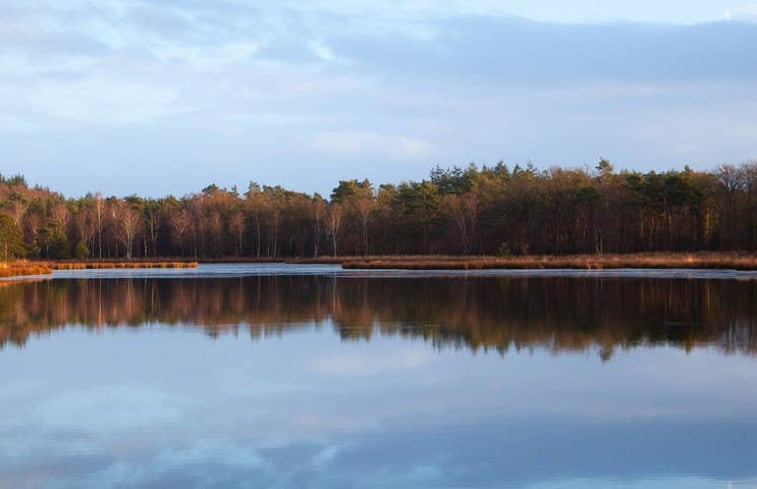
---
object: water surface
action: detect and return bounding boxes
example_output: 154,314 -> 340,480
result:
1,264 -> 756,488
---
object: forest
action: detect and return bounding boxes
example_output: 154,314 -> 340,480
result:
0,160 -> 755,260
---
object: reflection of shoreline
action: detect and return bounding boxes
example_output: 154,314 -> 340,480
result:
0,276 -> 755,358
0,277 -> 48,286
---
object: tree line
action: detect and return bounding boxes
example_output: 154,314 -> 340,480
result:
0,160 -> 755,260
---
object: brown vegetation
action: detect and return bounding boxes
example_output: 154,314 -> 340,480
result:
47,260 -> 198,270
0,261 -> 53,277
0,259 -> 198,278
339,252 -> 757,270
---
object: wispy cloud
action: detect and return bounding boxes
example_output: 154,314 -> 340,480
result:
309,130 -> 436,160
32,78 -> 181,125
731,3 -> 757,19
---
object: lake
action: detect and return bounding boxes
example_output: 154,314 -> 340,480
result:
1,264 -> 756,488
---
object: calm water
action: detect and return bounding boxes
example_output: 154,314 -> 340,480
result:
1,264 -> 757,489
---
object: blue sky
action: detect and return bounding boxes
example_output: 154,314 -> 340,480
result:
1,0 -> 756,197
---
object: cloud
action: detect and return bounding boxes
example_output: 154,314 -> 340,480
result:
0,113 -> 38,132
151,41 -> 262,67
307,40 -> 340,63
32,78 -> 182,125
731,3 -> 757,19
274,0 -> 757,25
1,0 -> 757,197
309,130 -> 436,159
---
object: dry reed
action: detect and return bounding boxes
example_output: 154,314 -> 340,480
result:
0,260 -> 198,279
339,252 -> 757,271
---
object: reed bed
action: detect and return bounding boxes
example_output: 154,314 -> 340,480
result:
340,253 -> 757,271
49,261 -> 198,270
0,261 -> 53,278
287,256 -> 349,265
0,260 -> 198,279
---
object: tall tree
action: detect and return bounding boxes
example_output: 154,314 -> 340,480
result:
0,213 -> 25,260
326,203 -> 344,257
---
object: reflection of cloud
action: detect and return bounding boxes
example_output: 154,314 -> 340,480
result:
153,440 -> 265,470
4,419 -> 757,489
107,442 -> 272,489
0,436 -> 100,467
0,380 -> 43,401
32,385 -> 191,434
0,438 -> 272,489
2,324 -> 757,487
524,475 -> 757,489
311,444 -> 340,468
313,346 -> 436,375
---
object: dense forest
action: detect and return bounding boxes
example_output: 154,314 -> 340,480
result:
0,160 -> 755,260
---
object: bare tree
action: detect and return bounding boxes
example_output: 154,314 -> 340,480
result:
312,196 -> 326,257
444,193 -> 478,254
95,193 -> 104,259
326,203 -> 343,257
114,200 -> 141,259
169,207 -> 191,256
74,202 -> 96,257
353,195 -> 373,255
229,210 -> 245,257
144,201 -> 162,257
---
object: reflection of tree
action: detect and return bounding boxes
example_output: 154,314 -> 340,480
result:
0,277 -> 755,359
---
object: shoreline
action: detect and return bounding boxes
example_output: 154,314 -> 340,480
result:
1,252 -> 756,279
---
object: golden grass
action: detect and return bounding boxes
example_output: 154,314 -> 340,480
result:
0,261 -> 53,277
0,260 -> 198,279
339,252 -> 757,271
49,261 -> 199,270
287,256 -> 348,264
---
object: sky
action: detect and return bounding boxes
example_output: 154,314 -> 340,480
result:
1,0 -> 756,197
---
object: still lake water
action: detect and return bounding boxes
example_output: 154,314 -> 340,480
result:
1,264 -> 757,488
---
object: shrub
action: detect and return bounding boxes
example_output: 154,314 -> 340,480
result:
73,241 -> 90,259
496,242 -> 512,257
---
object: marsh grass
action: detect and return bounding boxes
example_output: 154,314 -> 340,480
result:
0,261 -> 54,277
339,252 -> 757,270
50,261 -> 199,270
0,260 -> 198,278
